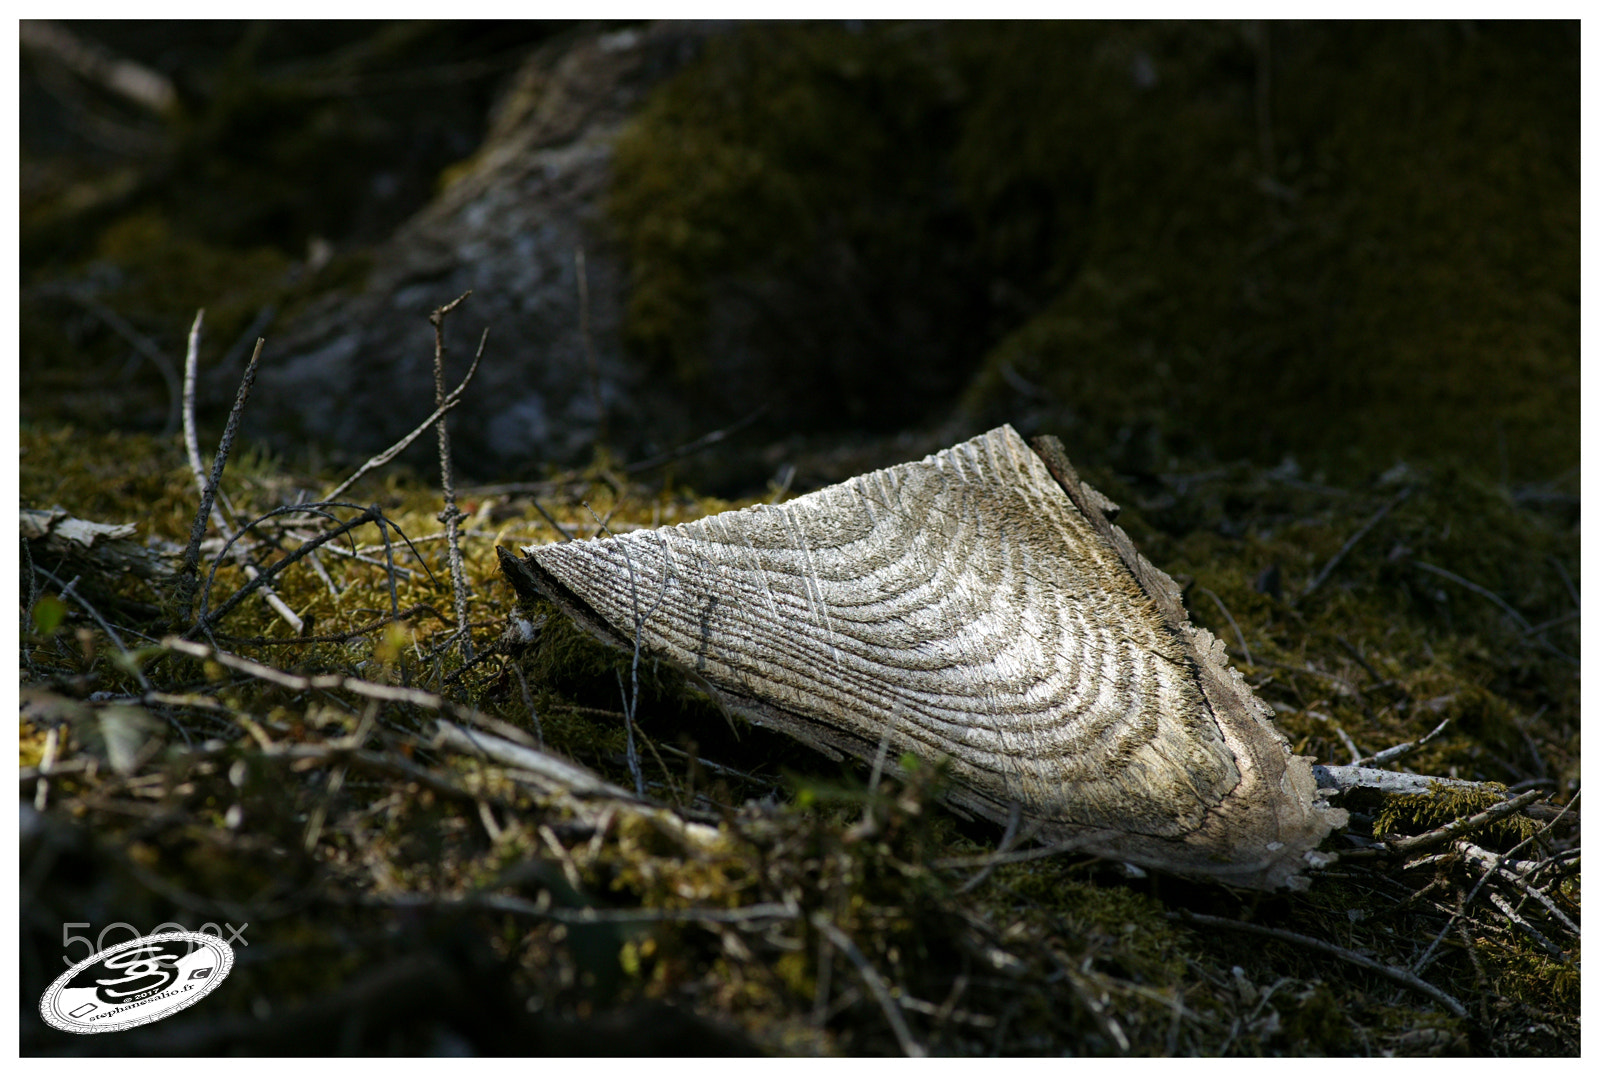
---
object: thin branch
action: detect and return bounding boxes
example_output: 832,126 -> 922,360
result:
1300,487 -> 1409,600
193,501 -> 433,641
155,645 -> 624,807
427,293 -> 481,663
932,832 -> 1097,871
1197,586 -> 1252,666
1410,790 -> 1580,974
1387,788 -> 1546,857
510,663 -> 543,749
33,726 -> 60,811
370,890 -> 798,926
1353,717 -> 1451,768
1547,555 -> 1579,611
1412,555 -> 1578,671
321,334 -> 486,504
192,503 -> 383,634
655,742 -> 775,791
37,567 -> 151,691
1485,889 -> 1569,961
614,668 -> 644,796
182,308 -> 208,488
1412,560 -> 1532,632
374,515 -> 401,621
811,914 -> 927,1057
432,720 -> 640,802
165,636 -> 457,710
527,496 -> 577,542
622,405 -> 770,475
1312,764 -> 1499,798
53,285 -> 183,436
21,530 -> 40,638
1334,633 -> 1386,684
1170,910 -> 1465,1018
586,504 -> 672,798
1457,841 -> 1580,941
958,801 -> 1023,894
181,312 -> 302,633
575,245 -> 606,445
20,20 -> 177,114
174,337 -> 264,621
214,604 -> 452,647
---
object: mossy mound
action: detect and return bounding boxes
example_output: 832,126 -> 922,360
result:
608,22 -> 1577,484
609,23 -> 991,432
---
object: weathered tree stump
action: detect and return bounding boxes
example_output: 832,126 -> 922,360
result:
499,425 -> 1347,889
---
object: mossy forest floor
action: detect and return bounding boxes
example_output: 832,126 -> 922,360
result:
19,400 -> 1577,1056
18,20 -> 1578,1057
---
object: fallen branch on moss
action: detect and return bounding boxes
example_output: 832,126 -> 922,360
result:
158,637 -> 655,810
1387,789 -> 1548,856
433,720 -> 640,803
21,509 -> 177,585
1312,764 -> 1503,798
1409,790 -> 1581,976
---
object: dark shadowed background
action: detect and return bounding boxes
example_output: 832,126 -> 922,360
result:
20,20 -> 1577,494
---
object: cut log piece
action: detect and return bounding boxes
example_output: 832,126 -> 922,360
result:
498,425 -> 1347,889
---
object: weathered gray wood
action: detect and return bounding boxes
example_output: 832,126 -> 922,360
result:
499,425 -> 1347,889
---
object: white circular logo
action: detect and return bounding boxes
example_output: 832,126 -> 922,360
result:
39,931 -> 234,1034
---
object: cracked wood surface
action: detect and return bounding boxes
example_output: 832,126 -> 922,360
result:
499,425 -> 1346,888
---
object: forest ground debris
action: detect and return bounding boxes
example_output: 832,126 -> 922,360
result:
18,323 -> 1579,1057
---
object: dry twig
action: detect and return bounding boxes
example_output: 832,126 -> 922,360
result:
622,406 -> 770,476
1171,909 -> 1466,1019
1312,765 -> 1499,798
584,503 -> 672,798
321,335 -> 486,505
191,503 -> 397,634
174,337 -> 265,622
20,20 -> 176,114
1197,586 -> 1252,666
36,566 -> 152,692
1300,487 -> 1409,600
811,913 -> 926,1057
1387,789 -> 1546,856
574,245 -> 606,444
1411,790 -> 1580,974
427,292 -> 482,662
181,312 -> 302,633
1353,717 -> 1451,768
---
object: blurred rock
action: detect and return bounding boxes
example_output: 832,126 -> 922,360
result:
244,24 -> 722,478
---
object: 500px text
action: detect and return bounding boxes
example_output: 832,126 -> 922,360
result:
61,922 -> 247,966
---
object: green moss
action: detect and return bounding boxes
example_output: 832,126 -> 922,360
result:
1126,460 -> 1579,791
18,370 -> 1578,1053
607,23 -> 990,428
611,23 -> 1574,482
21,424 -> 196,533
1372,786 -> 1534,847
959,23 -> 1576,484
